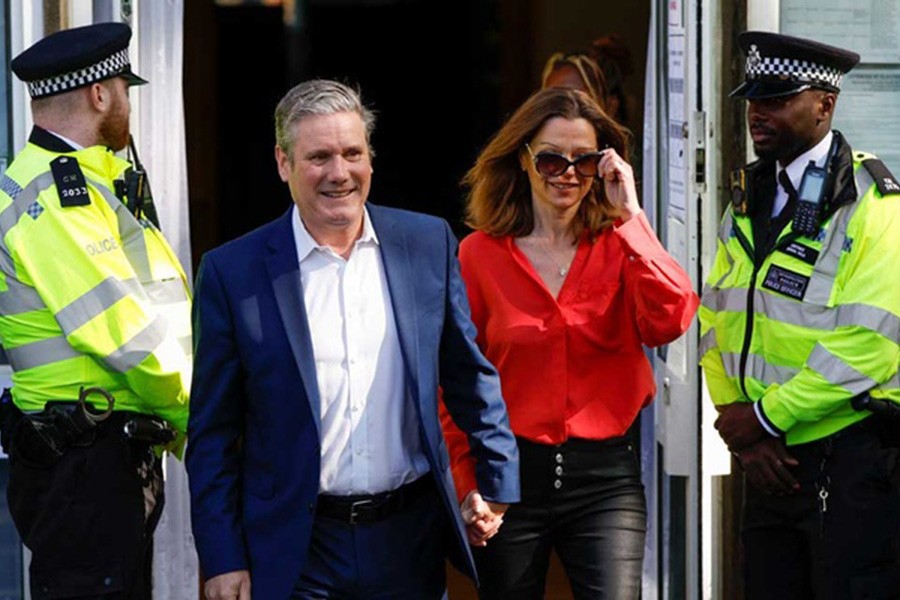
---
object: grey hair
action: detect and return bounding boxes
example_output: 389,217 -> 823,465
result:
274,79 -> 376,159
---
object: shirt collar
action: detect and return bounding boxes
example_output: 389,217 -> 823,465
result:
777,130 -> 833,191
47,130 -> 85,151
292,204 -> 379,263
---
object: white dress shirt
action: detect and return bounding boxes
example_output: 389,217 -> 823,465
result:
772,130 -> 833,217
292,205 -> 429,495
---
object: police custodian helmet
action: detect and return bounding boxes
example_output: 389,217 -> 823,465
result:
730,31 -> 860,99
11,22 -> 147,99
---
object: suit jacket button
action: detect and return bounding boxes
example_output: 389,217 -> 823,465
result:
308,502 -> 315,514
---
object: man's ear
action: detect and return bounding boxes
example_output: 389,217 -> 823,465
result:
274,145 -> 291,183
86,82 -> 110,113
817,91 -> 837,124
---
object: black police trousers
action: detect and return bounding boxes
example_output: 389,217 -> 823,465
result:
473,436 -> 646,600
7,427 -> 163,599
742,419 -> 900,599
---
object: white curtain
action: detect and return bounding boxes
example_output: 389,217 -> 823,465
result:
135,2 -> 199,598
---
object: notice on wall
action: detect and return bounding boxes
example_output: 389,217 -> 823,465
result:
781,0 -> 900,63
667,32 -> 688,222
668,0 -> 683,29
833,68 -> 900,172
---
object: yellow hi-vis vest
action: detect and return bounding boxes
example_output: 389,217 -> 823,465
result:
700,151 -> 900,445
0,141 -> 191,435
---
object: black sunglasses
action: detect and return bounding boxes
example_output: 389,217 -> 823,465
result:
525,144 -> 605,178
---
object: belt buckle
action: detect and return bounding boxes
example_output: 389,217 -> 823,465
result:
348,498 -> 375,525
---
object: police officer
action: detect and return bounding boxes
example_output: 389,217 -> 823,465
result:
0,23 -> 192,599
701,31 -> 900,598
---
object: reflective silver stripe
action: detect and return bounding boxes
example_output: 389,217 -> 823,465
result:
836,303 -> 900,340
55,276 -> 142,334
700,285 -> 716,310
718,211 -> 734,244
89,179 -> 153,282
720,352 -> 741,377
699,328 -> 717,356
709,254 -> 734,290
708,287 -> 748,313
0,172 -> 55,235
746,353 -> 800,384
0,278 -> 46,315
103,315 -> 167,372
5,335 -> 79,370
804,167 -> 869,306
701,285 -> 749,313
178,335 -> 193,357
0,248 -> 15,279
854,159 -> 874,199
877,371 -> 900,391
709,287 -> 899,339
143,278 -> 188,305
757,292 -> 899,338
708,213 -> 737,289
807,344 -> 877,395
719,351 -> 800,384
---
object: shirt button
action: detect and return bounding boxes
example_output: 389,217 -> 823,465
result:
554,479 -> 563,489
628,255 -> 636,261
355,449 -> 363,456
351,404 -> 359,412
555,453 -> 564,464
555,466 -> 564,476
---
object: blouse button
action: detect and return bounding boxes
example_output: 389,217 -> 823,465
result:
555,453 -> 564,464
555,466 -> 563,476
553,479 -> 563,490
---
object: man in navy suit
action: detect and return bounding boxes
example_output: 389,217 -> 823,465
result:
186,79 -> 520,600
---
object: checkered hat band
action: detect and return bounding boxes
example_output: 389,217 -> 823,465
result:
746,56 -> 843,89
26,49 -> 131,98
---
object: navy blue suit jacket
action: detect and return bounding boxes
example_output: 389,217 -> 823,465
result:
186,205 -> 520,600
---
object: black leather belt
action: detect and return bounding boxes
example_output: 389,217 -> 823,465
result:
315,475 -> 434,525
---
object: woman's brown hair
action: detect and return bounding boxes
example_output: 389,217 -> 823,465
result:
464,87 -> 630,239
541,52 -> 608,107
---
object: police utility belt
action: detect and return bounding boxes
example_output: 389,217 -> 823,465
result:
0,386 -> 175,467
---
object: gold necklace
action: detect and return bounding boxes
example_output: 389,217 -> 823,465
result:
536,237 -> 574,277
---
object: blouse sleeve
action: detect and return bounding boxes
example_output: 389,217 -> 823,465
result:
614,211 -> 700,347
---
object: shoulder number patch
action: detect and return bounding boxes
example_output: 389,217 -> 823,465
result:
862,158 -> 900,197
50,156 -> 90,207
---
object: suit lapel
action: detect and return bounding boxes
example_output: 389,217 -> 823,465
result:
369,206 -> 421,402
265,210 -> 321,436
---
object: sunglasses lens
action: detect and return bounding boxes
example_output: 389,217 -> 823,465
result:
573,154 -> 601,177
534,154 -> 568,177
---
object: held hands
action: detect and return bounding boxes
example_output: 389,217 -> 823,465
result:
598,148 -> 641,222
734,437 -> 800,495
460,490 -> 508,547
204,570 -> 251,600
716,404 -> 801,496
714,402 -> 768,452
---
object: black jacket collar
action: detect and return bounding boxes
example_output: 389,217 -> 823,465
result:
28,126 -> 77,152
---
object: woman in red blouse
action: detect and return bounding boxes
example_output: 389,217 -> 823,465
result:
442,88 -> 699,599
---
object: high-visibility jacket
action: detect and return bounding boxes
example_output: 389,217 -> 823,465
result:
700,135 -> 900,445
0,130 -> 191,434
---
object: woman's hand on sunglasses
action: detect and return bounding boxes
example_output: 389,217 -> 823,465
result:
598,148 -> 640,222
